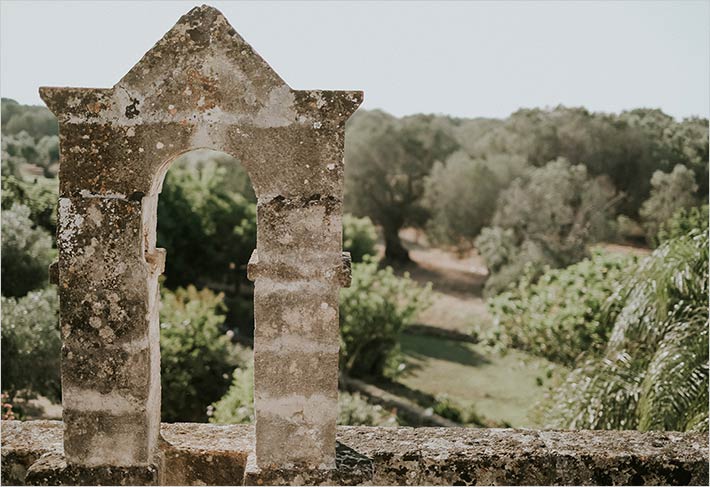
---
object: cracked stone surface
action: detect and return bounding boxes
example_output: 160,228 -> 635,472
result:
2,421 -> 708,486
40,3 -> 361,472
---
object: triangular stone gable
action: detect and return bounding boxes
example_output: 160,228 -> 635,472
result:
115,5 -> 289,123
40,4 -> 362,130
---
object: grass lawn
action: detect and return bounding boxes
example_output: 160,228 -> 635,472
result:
398,333 -> 568,428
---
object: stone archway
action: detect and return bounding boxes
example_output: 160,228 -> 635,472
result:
41,4 -> 361,478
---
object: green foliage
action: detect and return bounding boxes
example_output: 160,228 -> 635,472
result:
157,160 -> 256,289
1,204 -> 55,297
423,152 -> 526,249
172,149 -> 256,202
342,213 -> 377,262
337,391 -> 398,426
1,98 -> 58,139
159,285 -> 239,422
640,165 -> 699,244
0,288 -> 61,402
464,106 -> 708,216
210,361 -> 254,424
339,257 -> 432,378
1,175 -> 58,234
35,135 -> 60,177
542,229 -> 708,432
345,110 -> 458,261
488,251 -> 635,365
476,158 -> 617,295
657,205 -> 709,245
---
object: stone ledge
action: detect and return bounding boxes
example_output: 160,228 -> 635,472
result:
1,421 -> 708,486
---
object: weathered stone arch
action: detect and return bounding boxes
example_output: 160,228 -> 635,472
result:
41,4 -> 361,476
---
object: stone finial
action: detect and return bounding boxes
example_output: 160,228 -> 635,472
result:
40,4 -> 361,482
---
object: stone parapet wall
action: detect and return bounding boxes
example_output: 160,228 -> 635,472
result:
2,421 -> 707,486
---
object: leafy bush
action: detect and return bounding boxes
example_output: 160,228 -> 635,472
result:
542,228 -> 708,432
423,152 -> 525,249
337,391 -> 398,426
158,161 -> 256,290
476,228 -> 549,297
160,285 -> 239,422
639,164 -> 699,244
656,205 -> 708,245
1,288 -> 61,402
209,361 -> 254,425
488,251 -> 635,365
36,135 -> 60,177
476,158 -> 617,295
1,204 -> 55,297
339,257 -> 431,378
342,213 -> 377,262
1,175 -> 58,234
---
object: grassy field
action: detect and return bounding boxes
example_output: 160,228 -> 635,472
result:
398,334 -> 566,427
389,229 -> 568,428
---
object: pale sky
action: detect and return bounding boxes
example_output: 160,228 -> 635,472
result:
1,0 -> 708,119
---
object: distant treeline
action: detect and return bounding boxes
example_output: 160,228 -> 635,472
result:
345,106 -> 707,291
2,97 -> 708,292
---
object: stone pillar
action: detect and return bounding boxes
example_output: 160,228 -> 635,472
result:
248,195 -> 349,470
55,194 -> 162,468
39,4 -> 362,483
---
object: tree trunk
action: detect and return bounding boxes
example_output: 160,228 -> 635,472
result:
383,225 -> 411,263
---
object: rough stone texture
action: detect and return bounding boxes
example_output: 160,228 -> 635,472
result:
24,453 -> 159,486
2,421 -> 708,486
40,3 -> 361,472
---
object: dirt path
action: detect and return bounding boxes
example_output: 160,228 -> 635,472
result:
394,229 -> 491,335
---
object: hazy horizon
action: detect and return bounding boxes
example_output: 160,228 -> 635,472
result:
2,0 -> 708,120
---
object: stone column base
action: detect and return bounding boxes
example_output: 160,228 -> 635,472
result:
243,443 -> 374,486
25,452 -> 160,486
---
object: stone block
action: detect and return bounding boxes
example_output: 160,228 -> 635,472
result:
254,412 -> 337,470
24,452 -> 159,486
62,408 -> 159,467
4,422 -> 709,486
56,197 -> 151,347
243,442 -> 373,486
252,280 -> 339,342
253,350 -> 339,398
256,195 -> 343,261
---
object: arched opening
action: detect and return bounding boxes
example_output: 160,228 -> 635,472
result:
155,148 -> 255,424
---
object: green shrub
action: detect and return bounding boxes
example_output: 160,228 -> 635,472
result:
1,288 -> 61,403
343,214 -> 378,262
430,394 -> 486,426
423,152 -> 525,250
339,257 -> 431,378
656,205 -> 708,245
488,251 -> 634,365
1,175 -> 58,235
640,164 -> 699,244
476,158 -> 617,295
160,285 -> 239,422
210,361 -> 254,424
158,162 -> 256,290
337,391 -> 398,426
1,204 -> 55,297
542,228 -> 708,432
